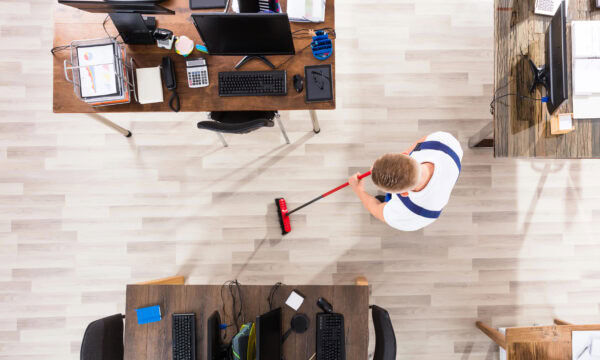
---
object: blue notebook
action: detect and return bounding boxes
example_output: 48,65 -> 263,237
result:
136,305 -> 162,325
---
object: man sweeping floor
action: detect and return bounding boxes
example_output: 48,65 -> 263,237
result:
348,131 -> 463,231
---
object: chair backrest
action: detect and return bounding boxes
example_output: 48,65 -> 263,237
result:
80,314 -> 124,360
371,305 -> 396,360
198,111 -> 277,134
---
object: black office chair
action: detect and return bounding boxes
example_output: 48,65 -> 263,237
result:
197,111 -> 290,147
370,305 -> 396,360
80,314 -> 125,360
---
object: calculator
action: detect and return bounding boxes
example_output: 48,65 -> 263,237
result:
186,58 -> 209,88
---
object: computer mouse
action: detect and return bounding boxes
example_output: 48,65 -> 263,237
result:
293,74 -> 304,93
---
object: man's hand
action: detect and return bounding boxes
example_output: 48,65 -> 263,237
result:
348,172 -> 365,194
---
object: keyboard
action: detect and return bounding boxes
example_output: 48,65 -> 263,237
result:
172,313 -> 196,360
316,313 -> 345,360
219,70 -> 287,97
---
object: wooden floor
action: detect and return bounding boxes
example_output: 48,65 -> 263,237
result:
1,0 -> 600,359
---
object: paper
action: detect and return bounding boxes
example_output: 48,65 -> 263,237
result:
574,95 -> 600,119
136,67 -> 164,105
77,44 -> 118,98
559,113 -> 573,130
287,0 -> 325,22
572,21 -> 600,58
285,291 -> 304,311
573,331 -> 600,360
573,59 -> 600,95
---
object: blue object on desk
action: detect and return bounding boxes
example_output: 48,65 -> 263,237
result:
195,44 -> 208,54
136,305 -> 162,325
311,31 -> 333,60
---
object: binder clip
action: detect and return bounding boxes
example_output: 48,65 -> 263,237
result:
311,30 -> 333,60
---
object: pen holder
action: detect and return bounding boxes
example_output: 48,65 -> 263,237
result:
311,31 -> 333,60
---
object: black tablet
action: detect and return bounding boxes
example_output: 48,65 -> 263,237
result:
305,64 -> 333,102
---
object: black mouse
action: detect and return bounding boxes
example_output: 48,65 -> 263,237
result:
293,74 -> 304,93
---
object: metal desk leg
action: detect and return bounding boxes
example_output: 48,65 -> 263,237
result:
89,114 -> 132,137
468,121 -> 494,148
309,110 -> 321,134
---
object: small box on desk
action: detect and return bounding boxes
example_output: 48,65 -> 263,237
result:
550,113 -> 574,135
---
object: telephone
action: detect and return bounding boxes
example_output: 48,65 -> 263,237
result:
161,56 -> 180,112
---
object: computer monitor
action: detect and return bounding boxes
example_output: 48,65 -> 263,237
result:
528,0 -> 568,114
255,308 -> 282,360
191,13 -> 295,69
207,311 -> 228,360
57,0 -> 175,45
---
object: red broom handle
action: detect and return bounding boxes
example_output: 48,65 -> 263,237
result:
321,171 -> 371,197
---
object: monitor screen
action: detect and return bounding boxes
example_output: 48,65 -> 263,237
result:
58,0 -> 175,14
207,311 -> 222,360
256,308 -> 282,360
545,0 -> 568,114
191,13 -> 295,56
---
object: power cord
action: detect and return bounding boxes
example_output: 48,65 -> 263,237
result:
268,282 -> 283,310
489,93 -> 547,115
220,280 -> 245,339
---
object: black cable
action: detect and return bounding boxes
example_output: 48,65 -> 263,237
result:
268,282 -> 283,310
168,90 -> 180,112
489,93 -> 543,115
50,45 -> 71,55
220,280 -> 245,339
102,14 -> 121,41
275,43 -> 312,69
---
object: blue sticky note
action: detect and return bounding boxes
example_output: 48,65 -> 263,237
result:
136,305 -> 161,325
195,44 -> 208,54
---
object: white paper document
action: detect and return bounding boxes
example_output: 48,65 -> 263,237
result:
573,59 -> 600,95
77,44 -> 118,98
136,67 -> 164,105
571,21 -> 600,119
559,113 -> 573,130
572,21 -> 600,58
287,0 -> 326,22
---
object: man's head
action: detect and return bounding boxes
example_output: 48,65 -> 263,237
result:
371,154 -> 421,193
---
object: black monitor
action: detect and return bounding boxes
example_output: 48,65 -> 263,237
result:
207,311 -> 228,360
191,13 -> 295,69
528,0 -> 568,114
255,307 -> 282,360
57,0 -> 175,45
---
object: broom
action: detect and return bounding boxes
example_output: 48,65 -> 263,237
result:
275,171 -> 371,235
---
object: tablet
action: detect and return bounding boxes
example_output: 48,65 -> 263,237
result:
305,64 -> 333,102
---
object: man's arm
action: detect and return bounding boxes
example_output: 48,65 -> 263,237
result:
402,135 -> 428,155
348,173 -> 386,223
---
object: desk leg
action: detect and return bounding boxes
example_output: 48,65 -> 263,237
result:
89,114 -> 132,137
468,121 -> 493,148
475,321 -> 506,349
309,110 -> 321,134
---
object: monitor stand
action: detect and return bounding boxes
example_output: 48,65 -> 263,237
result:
234,55 -> 276,70
109,13 -> 157,45
527,58 -> 549,94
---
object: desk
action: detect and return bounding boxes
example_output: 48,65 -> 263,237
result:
124,284 -> 369,360
477,321 -> 600,360
469,0 -> 600,157
52,0 -> 335,134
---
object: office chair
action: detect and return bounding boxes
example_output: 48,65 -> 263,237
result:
370,305 -> 396,360
197,111 -> 290,147
80,313 -> 124,360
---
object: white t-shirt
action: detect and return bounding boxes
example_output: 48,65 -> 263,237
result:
383,132 -> 463,231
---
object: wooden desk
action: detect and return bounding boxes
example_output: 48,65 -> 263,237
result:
469,0 -> 600,157
477,321 -> 600,360
124,285 -> 369,360
52,0 -> 335,134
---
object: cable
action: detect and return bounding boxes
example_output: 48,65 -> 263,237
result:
168,90 -> 180,112
102,14 -> 122,41
268,282 -> 283,310
50,45 -> 71,55
489,93 -> 546,115
275,43 -> 312,69
220,280 -> 245,339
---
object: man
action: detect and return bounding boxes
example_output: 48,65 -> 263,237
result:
348,132 -> 463,231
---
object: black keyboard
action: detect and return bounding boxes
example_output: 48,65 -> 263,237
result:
219,70 -> 287,96
172,313 -> 196,360
316,313 -> 345,360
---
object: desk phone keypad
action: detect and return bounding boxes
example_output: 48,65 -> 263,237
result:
186,58 -> 209,88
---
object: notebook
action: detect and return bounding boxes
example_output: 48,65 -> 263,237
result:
571,21 -> 600,119
136,66 -> 164,105
287,0 -> 326,22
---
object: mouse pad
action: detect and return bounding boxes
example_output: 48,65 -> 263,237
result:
305,64 -> 333,102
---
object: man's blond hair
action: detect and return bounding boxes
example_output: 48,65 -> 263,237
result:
371,154 -> 420,193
